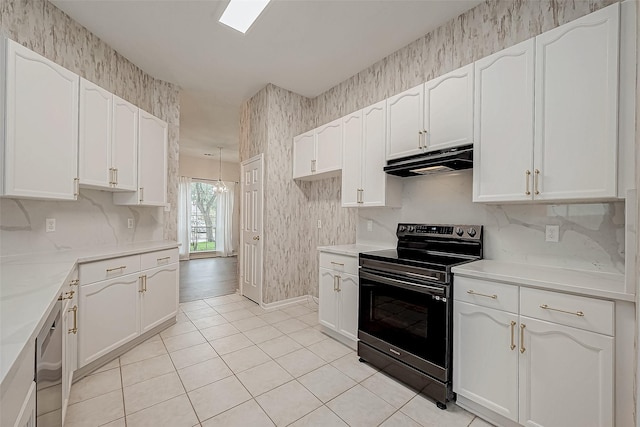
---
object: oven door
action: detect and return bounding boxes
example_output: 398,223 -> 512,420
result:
358,269 -> 451,382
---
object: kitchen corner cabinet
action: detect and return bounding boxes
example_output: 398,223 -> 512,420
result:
113,110 -> 167,206
1,38 -> 79,200
318,251 -> 359,347
78,78 -> 138,192
386,64 -> 473,161
342,102 -> 401,207
293,118 -> 342,180
77,248 -> 178,368
474,3 -> 620,203
453,277 -> 614,427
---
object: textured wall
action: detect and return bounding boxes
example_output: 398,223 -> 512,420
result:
0,0 -> 180,256
242,0 -> 629,302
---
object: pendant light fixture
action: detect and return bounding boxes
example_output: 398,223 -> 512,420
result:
213,147 -> 228,193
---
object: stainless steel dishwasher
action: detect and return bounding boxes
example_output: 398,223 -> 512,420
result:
36,300 -> 62,427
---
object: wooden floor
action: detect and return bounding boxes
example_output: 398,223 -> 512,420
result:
179,256 -> 238,303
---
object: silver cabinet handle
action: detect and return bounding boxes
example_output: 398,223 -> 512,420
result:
109,168 -> 115,185
333,275 -> 338,292
139,187 -> 144,202
157,256 -> 171,262
539,304 -> 584,317
422,130 -> 428,149
68,306 -> 78,334
139,275 -> 148,293
114,168 -> 118,186
467,289 -> 497,299
311,159 -> 316,173
534,169 -> 540,195
106,265 -> 126,273
330,261 -> 344,266
525,170 -> 531,195
74,178 -> 79,198
418,131 -> 423,149
336,275 -> 341,292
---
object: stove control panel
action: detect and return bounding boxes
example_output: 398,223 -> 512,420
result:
397,223 -> 482,240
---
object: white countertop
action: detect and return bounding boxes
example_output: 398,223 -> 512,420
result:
0,240 -> 178,384
452,260 -> 633,302
317,244 -> 394,257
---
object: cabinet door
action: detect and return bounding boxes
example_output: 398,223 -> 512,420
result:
140,263 -> 178,333
341,111 -> 362,207
78,274 -> 140,367
319,268 -> 338,330
362,100 -> 389,206
336,273 -> 358,342
138,111 -> 167,205
78,79 -> 112,189
386,84 -> 424,160
315,118 -> 342,174
112,96 -> 138,191
3,40 -> 79,200
473,39 -> 535,202
518,316 -> 614,427
534,3 -> 619,201
292,131 -> 315,179
424,64 -> 474,151
453,301 -> 519,422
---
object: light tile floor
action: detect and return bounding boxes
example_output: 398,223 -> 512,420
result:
65,294 -> 494,427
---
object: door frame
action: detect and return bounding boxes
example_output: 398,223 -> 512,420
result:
239,153 -> 264,305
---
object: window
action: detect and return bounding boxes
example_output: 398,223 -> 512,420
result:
190,181 -> 217,253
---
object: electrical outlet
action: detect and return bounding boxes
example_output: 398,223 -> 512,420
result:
545,225 -> 559,243
128,218 -> 134,229
317,220 -> 322,229
367,220 -> 373,232
46,218 -> 56,232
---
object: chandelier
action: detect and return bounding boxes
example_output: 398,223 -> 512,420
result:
213,147 -> 228,193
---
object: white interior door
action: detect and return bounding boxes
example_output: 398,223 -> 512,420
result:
240,154 -> 264,304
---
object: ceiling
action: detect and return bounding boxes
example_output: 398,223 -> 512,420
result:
51,0 -> 482,164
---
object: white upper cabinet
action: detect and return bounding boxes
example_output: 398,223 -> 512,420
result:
315,119 -> 342,174
292,130 -> 315,178
114,110 -> 167,206
111,96 -> 138,191
474,3 -> 620,203
342,102 -> 401,207
386,64 -> 474,161
292,119 -> 342,180
386,84 -> 424,160
1,38 -> 79,200
534,3 -> 619,201
79,80 -> 138,192
423,63 -> 474,152
79,78 -> 112,189
473,39 -> 535,202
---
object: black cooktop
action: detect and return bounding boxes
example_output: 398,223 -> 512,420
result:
359,249 -> 474,270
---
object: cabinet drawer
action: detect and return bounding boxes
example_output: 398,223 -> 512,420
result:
454,276 -> 519,314
79,255 -> 140,284
319,252 -> 358,275
520,288 -> 614,336
141,248 -> 178,270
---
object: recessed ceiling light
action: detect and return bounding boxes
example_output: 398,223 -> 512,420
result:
219,0 -> 271,34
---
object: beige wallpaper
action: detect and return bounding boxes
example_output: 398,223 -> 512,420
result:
0,0 -> 180,256
243,0 -> 624,303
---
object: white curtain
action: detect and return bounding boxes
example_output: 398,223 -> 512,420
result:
177,176 -> 192,260
216,181 -> 235,257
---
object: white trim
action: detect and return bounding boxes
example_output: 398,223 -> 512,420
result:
260,295 -> 309,310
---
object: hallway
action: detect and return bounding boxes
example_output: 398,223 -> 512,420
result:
180,257 -> 238,303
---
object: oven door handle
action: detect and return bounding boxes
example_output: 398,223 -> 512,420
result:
360,271 -> 446,296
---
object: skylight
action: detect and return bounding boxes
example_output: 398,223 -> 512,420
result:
219,0 -> 271,34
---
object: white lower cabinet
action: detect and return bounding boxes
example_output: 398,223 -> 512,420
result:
140,263 -> 179,334
453,277 -> 614,427
78,248 -> 178,368
15,382 -> 36,427
318,251 -> 359,347
78,273 -> 140,367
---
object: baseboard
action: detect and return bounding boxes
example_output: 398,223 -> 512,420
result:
456,395 -> 520,427
261,295 -> 310,310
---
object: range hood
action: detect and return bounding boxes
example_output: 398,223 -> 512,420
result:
384,144 -> 473,177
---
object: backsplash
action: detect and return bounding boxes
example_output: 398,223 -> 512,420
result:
357,171 -> 625,274
0,0 -> 180,256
